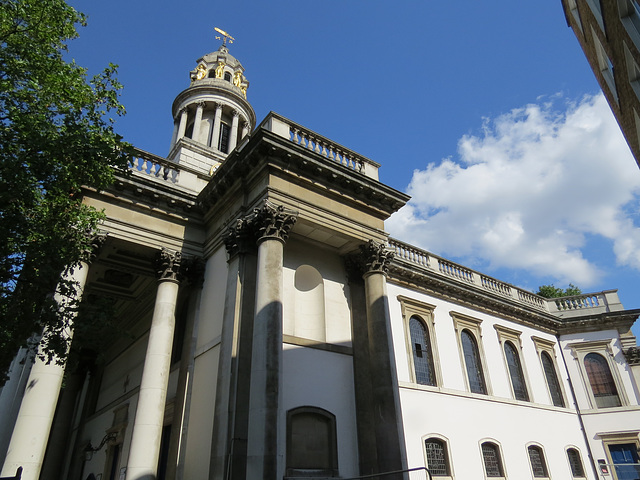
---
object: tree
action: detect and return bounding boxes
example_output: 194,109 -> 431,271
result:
0,0 -> 132,379
536,283 -> 582,299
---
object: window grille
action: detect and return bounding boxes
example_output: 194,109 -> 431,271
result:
424,439 -> 449,476
410,317 -> 436,386
528,446 -> 548,477
567,448 -> 586,477
504,341 -> 529,401
462,330 -> 487,394
541,351 -> 565,407
481,442 -> 504,477
584,353 -> 621,408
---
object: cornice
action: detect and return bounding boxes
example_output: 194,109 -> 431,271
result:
389,257 -> 640,336
556,309 -> 640,335
388,258 -> 562,334
104,171 -> 201,216
197,128 -> 409,218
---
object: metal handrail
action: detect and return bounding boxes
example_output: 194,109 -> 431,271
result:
341,466 -> 432,480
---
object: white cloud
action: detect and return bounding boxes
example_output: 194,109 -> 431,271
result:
387,93 -> 640,287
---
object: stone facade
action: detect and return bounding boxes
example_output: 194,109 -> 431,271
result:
1,44 -> 640,480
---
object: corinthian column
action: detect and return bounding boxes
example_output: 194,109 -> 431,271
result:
359,240 -> 407,479
246,201 -> 297,480
127,248 -> 181,480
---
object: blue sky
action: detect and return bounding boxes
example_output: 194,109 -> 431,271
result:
68,1 -> 640,335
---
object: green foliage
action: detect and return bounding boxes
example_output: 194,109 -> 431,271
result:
0,0 -> 132,379
536,283 -> 582,298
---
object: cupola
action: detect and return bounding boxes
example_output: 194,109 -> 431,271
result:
168,32 -> 256,176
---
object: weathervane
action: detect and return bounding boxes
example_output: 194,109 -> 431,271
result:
215,27 -> 235,46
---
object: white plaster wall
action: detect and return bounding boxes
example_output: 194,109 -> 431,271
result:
387,282 -> 570,408
387,281 -> 601,478
183,345 -> 219,480
282,344 -> 359,478
559,330 -> 640,410
400,388 -> 595,479
195,248 -> 227,351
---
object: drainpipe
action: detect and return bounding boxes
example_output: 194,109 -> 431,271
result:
557,335 -> 601,480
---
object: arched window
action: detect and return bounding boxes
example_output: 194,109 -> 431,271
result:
481,442 -> 504,478
410,316 -> 436,386
528,445 -> 549,478
208,69 -> 216,78
424,437 -> 450,476
287,407 -> 338,477
461,330 -> 487,394
567,448 -> 586,478
584,352 -> 621,408
504,341 -> 529,401
541,351 -> 565,407
224,71 -> 232,82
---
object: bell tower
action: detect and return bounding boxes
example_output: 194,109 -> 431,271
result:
168,29 -> 256,176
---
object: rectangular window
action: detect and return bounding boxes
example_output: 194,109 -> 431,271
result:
218,122 -> 230,153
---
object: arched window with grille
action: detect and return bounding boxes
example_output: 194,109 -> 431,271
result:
410,316 -> 436,386
481,442 -> 505,478
584,352 -> 621,408
286,407 -> 338,477
224,71 -> 232,82
424,437 -> 451,477
528,445 -> 549,478
504,341 -> 529,401
461,329 -> 487,394
541,351 -> 565,407
567,448 -> 586,478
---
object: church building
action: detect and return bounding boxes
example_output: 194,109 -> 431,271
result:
1,39 -> 640,480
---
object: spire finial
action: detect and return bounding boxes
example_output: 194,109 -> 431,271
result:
214,27 -> 235,46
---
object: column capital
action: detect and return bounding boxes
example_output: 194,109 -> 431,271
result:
361,240 -> 393,274
196,101 -> 206,109
347,240 -> 394,279
156,247 -> 182,282
214,101 -> 224,111
179,106 -> 188,114
232,109 -> 240,118
253,200 -> 297,244
224,217 -> 257,258
181,256 -> 206,288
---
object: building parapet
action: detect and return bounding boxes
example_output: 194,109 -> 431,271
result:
547,290 -> 623,317
258,112 -> 381,180
388,238 -> 622,317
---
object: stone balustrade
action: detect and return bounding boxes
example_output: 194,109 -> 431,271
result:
546,290 -> 623,316
388,238 -> 621,316
258,112 -> 381,180
129,149 -> 180,183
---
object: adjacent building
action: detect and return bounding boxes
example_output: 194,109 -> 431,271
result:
1,42 -> 640,480
560,0 -> 640,167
